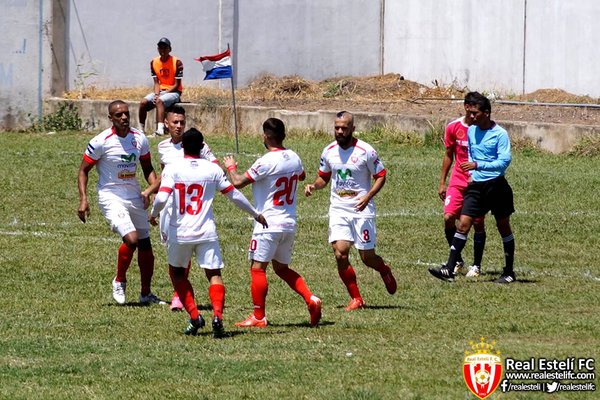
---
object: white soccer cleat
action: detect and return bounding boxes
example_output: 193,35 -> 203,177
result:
465,265 -> 481,278
112,277 -> 126,305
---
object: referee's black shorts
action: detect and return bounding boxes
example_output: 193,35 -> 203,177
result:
461,176 -> 514,219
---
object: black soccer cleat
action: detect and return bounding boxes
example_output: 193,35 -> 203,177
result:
184,315 -> 206,336
428,264 -> 456,282
211,316 -> 226,339
493,270 -> 516,284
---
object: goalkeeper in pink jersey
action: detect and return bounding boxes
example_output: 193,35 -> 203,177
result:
223,118 -> 322,328
438,92 -> 487,278
150,128 -> 267,337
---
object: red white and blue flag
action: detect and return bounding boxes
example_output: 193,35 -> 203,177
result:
195,48 -> 233,80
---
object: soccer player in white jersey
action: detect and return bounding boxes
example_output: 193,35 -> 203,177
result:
305,111 -> 397,311
223,118 -> 322,328
143,105 -> 219,311
150,128 -> 267,337
78,100 -> 163,306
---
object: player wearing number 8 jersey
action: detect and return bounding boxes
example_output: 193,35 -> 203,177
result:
150,128 -> 267,337
224,118 -> 322,328
305,111 -> 397,311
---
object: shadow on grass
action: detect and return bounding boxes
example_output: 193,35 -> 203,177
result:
269,320 -> 335,328
334,304 -> 405,310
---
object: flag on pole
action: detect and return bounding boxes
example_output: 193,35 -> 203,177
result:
195,48 -> 233,80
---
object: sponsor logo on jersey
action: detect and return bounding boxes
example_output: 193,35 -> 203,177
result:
337,168 -> 352,180
118,170 -> 137,180
121,153 -> 137,163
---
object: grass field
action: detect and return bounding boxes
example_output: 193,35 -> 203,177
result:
0,130 -> 598,399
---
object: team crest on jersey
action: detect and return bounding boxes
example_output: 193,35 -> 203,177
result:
456,130 -> 466,139
463,338 -> 502,399
131,138 -> 139,149
350,156 -> 359,164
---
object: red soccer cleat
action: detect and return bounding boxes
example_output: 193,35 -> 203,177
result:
234,314 -> 268,328
381,267 -> 397,295
344,298 -> 365,311
308,295 -> 322,327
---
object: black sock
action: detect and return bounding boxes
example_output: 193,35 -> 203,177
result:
473,231 -> 486,267
502,234 -> 515,274
446,232 -> 468,271
445,227 -> 463,264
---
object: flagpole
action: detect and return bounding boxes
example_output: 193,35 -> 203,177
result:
228,43 -> 239,154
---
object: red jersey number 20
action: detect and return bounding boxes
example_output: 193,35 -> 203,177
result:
273,175 -> 299,206
174,183 -> 204,215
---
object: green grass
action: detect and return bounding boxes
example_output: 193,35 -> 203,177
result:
0,131 -> 599,399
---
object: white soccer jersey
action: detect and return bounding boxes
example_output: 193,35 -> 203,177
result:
157,139 -> 217,167
83,127 -> 150,200
318,138 -> 386,217
159,156 -> 234,243
245,148 -> 306,233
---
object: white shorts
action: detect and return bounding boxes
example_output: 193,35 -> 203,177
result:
167,240 -> 224,270
98,194 -> 150,239
144,91 -> 180,108
328,215 -> 376,250
248,232 -> 295,264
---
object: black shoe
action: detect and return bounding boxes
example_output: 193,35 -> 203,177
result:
428,264 -> 455,282
184,315 -> 206,336
494,271 -> 516,284
212,316 -> 225,339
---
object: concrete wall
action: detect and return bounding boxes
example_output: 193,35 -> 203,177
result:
0,0 -> 53,128
2,0 -> 600,130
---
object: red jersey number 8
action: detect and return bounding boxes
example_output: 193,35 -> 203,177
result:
174,183 -> 204,215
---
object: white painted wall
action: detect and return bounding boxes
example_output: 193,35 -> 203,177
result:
2,0 -> 600,130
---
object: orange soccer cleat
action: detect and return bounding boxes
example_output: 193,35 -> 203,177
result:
234,314 -> 268,328
344,297 -> 365,311
308,295 -> 322,327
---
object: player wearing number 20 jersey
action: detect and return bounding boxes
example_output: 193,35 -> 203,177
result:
224,118 -> 322,328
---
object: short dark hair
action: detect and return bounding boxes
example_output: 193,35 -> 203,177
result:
166,105 -> 185,117
263,118 -> 286,142
181,128 -> 204,156
108,100 -> 127,114
464,91 -> 491,113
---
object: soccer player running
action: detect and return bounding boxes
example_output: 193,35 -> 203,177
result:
304,111 -> 397,311
78,100 -> 163,305
438,92 -> 487,278
223,118 -> 322,328
150,128 -> 267,337
429,92 -> 516,284
143,105 -> 219,311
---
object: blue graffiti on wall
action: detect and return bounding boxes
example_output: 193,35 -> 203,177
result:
0,63 -> 14,87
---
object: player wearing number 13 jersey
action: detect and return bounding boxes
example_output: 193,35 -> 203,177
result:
224,118 -> 322,328
305,111 -> 397,311
151,128 -> 267,337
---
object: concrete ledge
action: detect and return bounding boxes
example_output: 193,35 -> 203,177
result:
45,98 -> 599,153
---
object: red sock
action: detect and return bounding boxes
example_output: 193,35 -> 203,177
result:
250,268 -> 268,320
209,284 -> 225,319
138,248 -> 154,296
275,267 -> 312,303
116,243 -> 135,282
338,265 -> 362,300
170,266 -> 199,320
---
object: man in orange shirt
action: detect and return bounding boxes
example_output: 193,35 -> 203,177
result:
139,37 -> 183,136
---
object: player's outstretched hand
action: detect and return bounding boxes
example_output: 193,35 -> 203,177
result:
149,215 -> 158,226
223,155 -> 237,171
78,199 -> 90,223
304,184 -> 316,197
141,190 -> 152,210
255,214 -> 268,228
